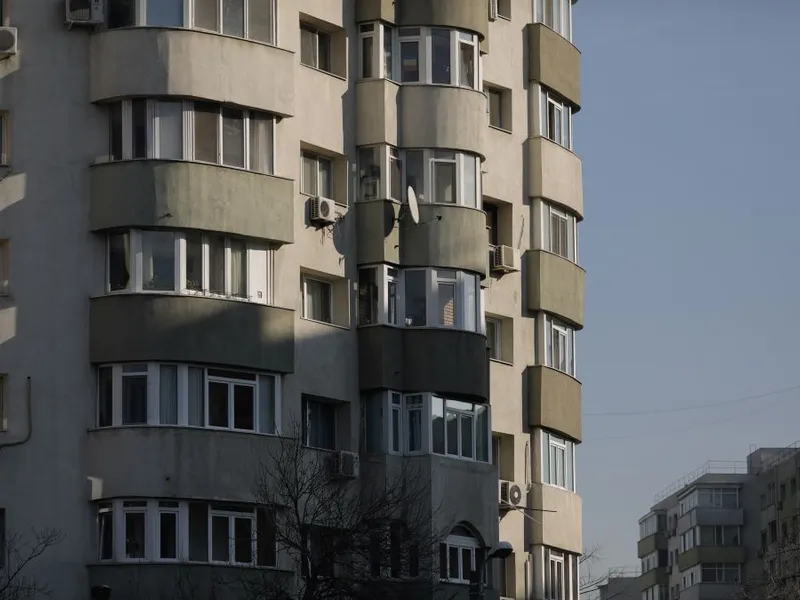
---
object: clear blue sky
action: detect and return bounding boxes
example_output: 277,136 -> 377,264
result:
575,0 -> 800,573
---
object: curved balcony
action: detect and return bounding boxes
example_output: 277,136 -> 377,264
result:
528,483 -> 583,554
400,204 -> 488,276
356,79 -> 400,147
527,365 -> 582,442
527,24 -> 582,108
527,136 -> 584,218
90,160 -> 294,244
356,0 -> 489,41
527,250 -> 585,328
89,294 -> 295,373
90,28 -> 294,116
358,326 -> 489,402
356,200 -> 400,266
398,85 -> 486,157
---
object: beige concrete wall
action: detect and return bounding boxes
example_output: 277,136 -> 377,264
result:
90,28 -> 295,116
527,250 -> 586,328
527,24 -> 581,107
356,79 -> 400,147
529,483 -> 583,553
356,200 -> 400,265
528,136 -> 584,218
528,365 -> 583,442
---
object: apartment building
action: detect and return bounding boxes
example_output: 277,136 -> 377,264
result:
636,443 -> 800,600
0,0 -> 584,598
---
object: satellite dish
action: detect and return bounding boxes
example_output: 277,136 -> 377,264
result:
406,186 -> 420,225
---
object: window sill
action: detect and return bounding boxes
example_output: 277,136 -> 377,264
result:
300,316 -> 350,331
100,290 -> 275,307
489,124 -> 513,135
88,425 -> 281,438
433,452 -> 490,465
489,358 -> 513,367
542,482 -> 577,494
299,62 -> 347,82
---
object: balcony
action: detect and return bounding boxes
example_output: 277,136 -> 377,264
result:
638,532 -> 667,558
677,507 -> 744,533
90,28 -> 294,116
90,160 -> 294,244
356,79 -> 400,147
358,326 -> 489,402
527,365 -> 582,442
639,567 -> 668,591
528,483 -> 582,554
357,0 -> 489,41
527,137 -> 584,217
90,295 -> 295,373
678,546 -> 746,571
526,250 -> 585,328
527,23 -> 581,108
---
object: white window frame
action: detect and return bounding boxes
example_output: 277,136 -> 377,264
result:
357,144 -> 403,202
110,0 -> 279,45
534,0 -> 573,42
96,363 -> 281,434
0,111 -> 9,166
543,548 -> 579,600
209,507 -> 256,566
206,370 -> 258,432
358,265 -> 402,326
542,203 -> 578,263
0,239 -> 8,296
543,315 -> 576,377
485,317 -> 501,361
121,500 -> 148,561
539,86 -> 573,150
300,151 -> 333,199
302,396 -> 338,450
157,501 -> 180,562
441,529 -> 480,584
400,148 -> 481,208
359,23 -> 376,79
300,23 -> 331,72
106,99 -> 276,174
541,430 -> 576,492
105,230 -> 274,305
301,275 -> 334,324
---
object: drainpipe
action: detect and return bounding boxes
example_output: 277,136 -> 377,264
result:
0,376 -> 32,451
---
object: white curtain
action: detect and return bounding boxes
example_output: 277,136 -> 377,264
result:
159,365 -> 178,425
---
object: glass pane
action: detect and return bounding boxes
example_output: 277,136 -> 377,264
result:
258,375 -> 276,434
461,548 -> 473,580
122,375 -> 147,425
194,102 -> 219,163
446,411 -> 458,456
159,365 -> 178,425
391,407 -> 400,453
361,35 -> 374,78
188,367 -> 205,427
212,516 -> 230,562
305,279 -> 332,323
365,394 -> 382,453
358,268 -> 378,325
249,114 -> 273,174
229,238 -> 247,298
300,26 -> 316,67
222,107 -> 245,167
489,90 -> 502,128
99,510 -> 113,559
400,41 -> 419,82
463,156 -> 477,207
234,517 -> 253,563
461,415 -> 474,458
408,408 -> 421,452
233,384 -> 254,430
108,0 -> 135,28
185,231 -> 203,291
318,158 -> 332,199
160,512 -> 178,559
438,282 -> 455,327
384,26 -> 394,79
433,161 -> 456,203
459,41 -> 475,88
131,99 -> 147,159
431,29 -> 451,84
109,103 -> 123,160
388,279 -> 398,325
209,381 -> 229,427
464,275 -> 477,332
147,0 -> 182,26
141,231 -> 175,291
209,234 -> 226,294
222,0 -> 245,37
108,233 -> 130,291
405,150 -> 424,201
301,153 -> 316,195
125,512 -> 146,558
358,146 -> 380,201
389,152 -> 402,201
404,270 -> 426,326
448,546 -> 460,579
194,0 -> 218,31
248,0 -> 275,44
157,101 -> 183,160
98,367 -> 113,427
317,31 -> 331,71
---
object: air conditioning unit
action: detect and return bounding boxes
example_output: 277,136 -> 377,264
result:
499,480 -> 524,508
492,245 -> 520,273
65,0 -> 105,25
0,28 -> 17,58
488,0 -> 499,21
330,451 -> 359,479
310,196 -> 336,225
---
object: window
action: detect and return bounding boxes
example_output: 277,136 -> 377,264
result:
302,276 -> 332,323
97,364 -> 280,434
544,315 -> 576,377
545,548 -> 579,600
697,487 -> 739,508
698,525 -> 740,547
107,0 -> 277,43
300,24 -> 331,72
402,149 -> 481,207
498,553 -> 513,597
701,564 -> 740,584
106,100 -> 275,174
487,87 -> 503,129
540,87 -> 573,150
364,391 -> 491,463
358,266 -> 399,327
0,239 -> 7,295
534,0 -> 572,41
440,525 -> 483,583
303,396 -> 337,450
485,317 -> 500,360
542,431 -> 576,491
106,230 -> 274,303
543,203 -> 578,262
497,0 -> 511,19
301,151 -> 333,199
359,23 -> 375,78
96,500 -> 276,566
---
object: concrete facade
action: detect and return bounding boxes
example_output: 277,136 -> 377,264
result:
0,1 -> 585,599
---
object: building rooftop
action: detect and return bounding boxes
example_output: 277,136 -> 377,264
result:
653,460 -> 749,504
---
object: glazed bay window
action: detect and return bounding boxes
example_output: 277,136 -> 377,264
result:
105,99 -> 275,174
540,87 -> 573,150
96,500 -> 277,566
440,525 -> 483,583
97,363 -> 280,433
542,431 -> 576,492
545,548 -> 580,600
106,0 -> 277,44
542,202 -> 578,262
390,27 -> 480,88
357,145 -> 402,202
358,265 -> 399,326
301,275 -> 332,324
106,230 -> 274,304
359,22 -> 395,80
534,0 -> 572,41
364,391 -> 490,462
544,314 -> 576,377
403,149 -> 480,207
302,395 -> 337,451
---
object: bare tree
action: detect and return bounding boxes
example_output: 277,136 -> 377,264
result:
579,546 -> 639,600
0,528 -> 63,600
740,525 -> 800,600
242,423 -> 455,600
